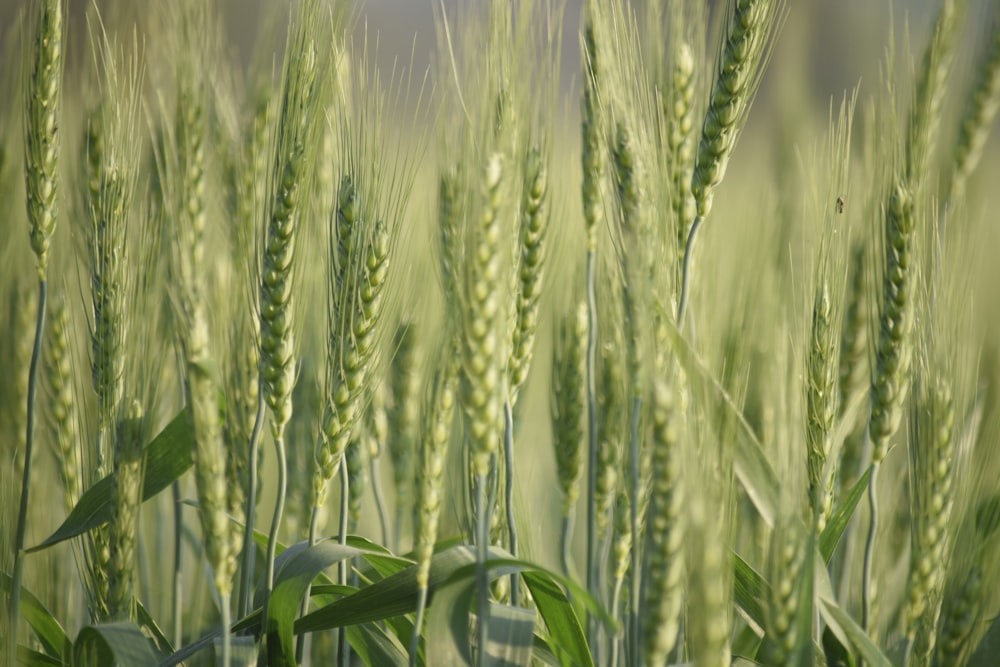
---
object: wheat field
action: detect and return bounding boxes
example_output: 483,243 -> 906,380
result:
2,0 -> 1000,666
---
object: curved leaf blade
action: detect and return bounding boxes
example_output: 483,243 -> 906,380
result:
820,467 -> 871,562
73,622 -> 160,667
819,598 -> 891,667
732,551 -> 767,635
1,572 -> 71,660
521,570 -> 593,667
296,545 -> 479,634
346,622 -> 410,667
659,315 -> 778,526
16,646 -> 63,666
263,541 -> 361,666
29,409 -> 194,552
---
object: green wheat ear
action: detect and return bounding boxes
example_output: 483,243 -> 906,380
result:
508,146 -> 548,406
642,375 -> 685,665
668,41 -> 697,262
388,323 -> 421,545
678,0 -> 784,321
947,10 -> 1000,204
689,0 -> 784,222
45,294 -> 80,512
258,38 -> 319,440
903,374 -> 955,662
460,154 -> 505,480
870,182 -> 916,464
552,301 -> 587,521
24,0 -> 64,280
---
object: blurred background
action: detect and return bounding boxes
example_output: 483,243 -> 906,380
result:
0,0 -> 955,96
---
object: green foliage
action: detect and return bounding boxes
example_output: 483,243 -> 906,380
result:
4,1 -> 1000,666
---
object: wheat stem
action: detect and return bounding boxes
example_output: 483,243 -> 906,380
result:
642,378 -> 685,665
678,0 -> 783,324
411,358 -> 458,665
475,471 -> 490,667
239,393 -> 266,619
502,398 -> 519,605
7,279 -> 47,661
947,9 -> 1000,206
581,19 -> 604,650
862,461 -> 879,634
11,2 -> 62,643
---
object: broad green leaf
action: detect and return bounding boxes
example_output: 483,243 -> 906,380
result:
732,625 -> 763,658
521,570 -> 593,667
529,635 -> 563,666
0,572 -> 71,660
296,545 -> 480,633
136,598 -> 173,657
819,598 -> 891,667
29,409 -> 194,552
732,551 -> 767,634
421,562 -> 529,667
73,622 -> 160,667
346,622 -> 410,667
820,467 -> 871,562
309,583 -> 358,598
485,604 -> 535,667
251,538 -> 312,611
822,626 -> 857,667
263,541 -> 361,667
424,567 -> 475,667
660,315 -> 778,526
295,545 -> 608,666
967,611 -> 1000,667
16,646 -> 62,666
787,531 -> 816,667
477,558 -> 615,631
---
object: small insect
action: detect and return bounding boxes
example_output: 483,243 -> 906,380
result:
836,196 -> 845,214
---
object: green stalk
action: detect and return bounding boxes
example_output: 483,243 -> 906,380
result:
371,452 -> 391,549
338,463 -> 351,667
581,21 -> 603,648
239,394 -> 266,619
172,481 -> 183,647
560,513 -> 574,582
503,399 -> 519,605
476,471 -> 490,667
585,246 -> 599,643
10,0 -> 63,650
627,395 -> 642,666
411,586 -> 429,667
7,279 -> 47,663
862,462 -> 880,635
260,430 -> 288,648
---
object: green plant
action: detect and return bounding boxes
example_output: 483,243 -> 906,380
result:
4,2 -> 1000,667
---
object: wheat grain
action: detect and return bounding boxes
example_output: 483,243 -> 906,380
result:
668,42 -> 696,263
870,182 -> 917,464
106,400 -> 143,621
642,377 -> 685,665
508,146 -> 548,406
461,154 -> 505,480
806,277 -> 838,529
596,336 -> 625,537
552,301 -> 588,576
388,323 -> 421,548
23,0 -> 63,280
45,294 -> 80,512
905,0 -> 965,187
411,355 -> 458,665
947,10 -> 1000,204
903,376 -> 955,662
678,0 -> 784,321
